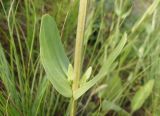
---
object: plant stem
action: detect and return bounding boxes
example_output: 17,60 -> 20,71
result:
71,0 -> 88,115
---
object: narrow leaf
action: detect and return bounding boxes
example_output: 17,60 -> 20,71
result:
32,77 -> 49,115
74,33 -> 127,99
0,44 -> 20,103
131,0 -> 160,32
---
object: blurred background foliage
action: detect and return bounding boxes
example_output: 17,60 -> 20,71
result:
0,0 -> 160,115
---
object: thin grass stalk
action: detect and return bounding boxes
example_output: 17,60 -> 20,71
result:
71,0 -> 88,115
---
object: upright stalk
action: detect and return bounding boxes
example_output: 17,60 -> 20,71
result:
71,0 -> 88,115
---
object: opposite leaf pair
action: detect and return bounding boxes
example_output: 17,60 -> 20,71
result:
67,64 -> 92,85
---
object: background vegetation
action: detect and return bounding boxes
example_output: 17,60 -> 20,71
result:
0,0 -> 160,115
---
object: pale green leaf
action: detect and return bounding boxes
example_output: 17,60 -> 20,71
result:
40,14 -> 72,97
73,33 -> 127,100
32,77 -> 49,115
67,64 -> 74,81
84,67 -> 92,80
0,44 -> 19,103
102,100 -> 130,115
99,76 -> 122,100
80,66 -> 92,86
131,0 -> 160,32
131,79 -> 155,112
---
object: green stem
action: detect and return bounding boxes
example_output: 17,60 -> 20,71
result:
71,0 -> 88,115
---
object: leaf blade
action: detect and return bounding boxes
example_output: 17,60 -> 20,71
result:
131,79 -> 155,112
74,33 -> 127,99
40,14 -> 72,97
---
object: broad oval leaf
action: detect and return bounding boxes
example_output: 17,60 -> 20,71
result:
40,14 -> 72,97
131,79 -> 155,113
73,33 -> 127,100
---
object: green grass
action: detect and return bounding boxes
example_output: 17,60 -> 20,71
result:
0,0 -> 160,115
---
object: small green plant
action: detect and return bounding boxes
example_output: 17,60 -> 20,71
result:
0,0 -> 160,115
39,0 -> 127,115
